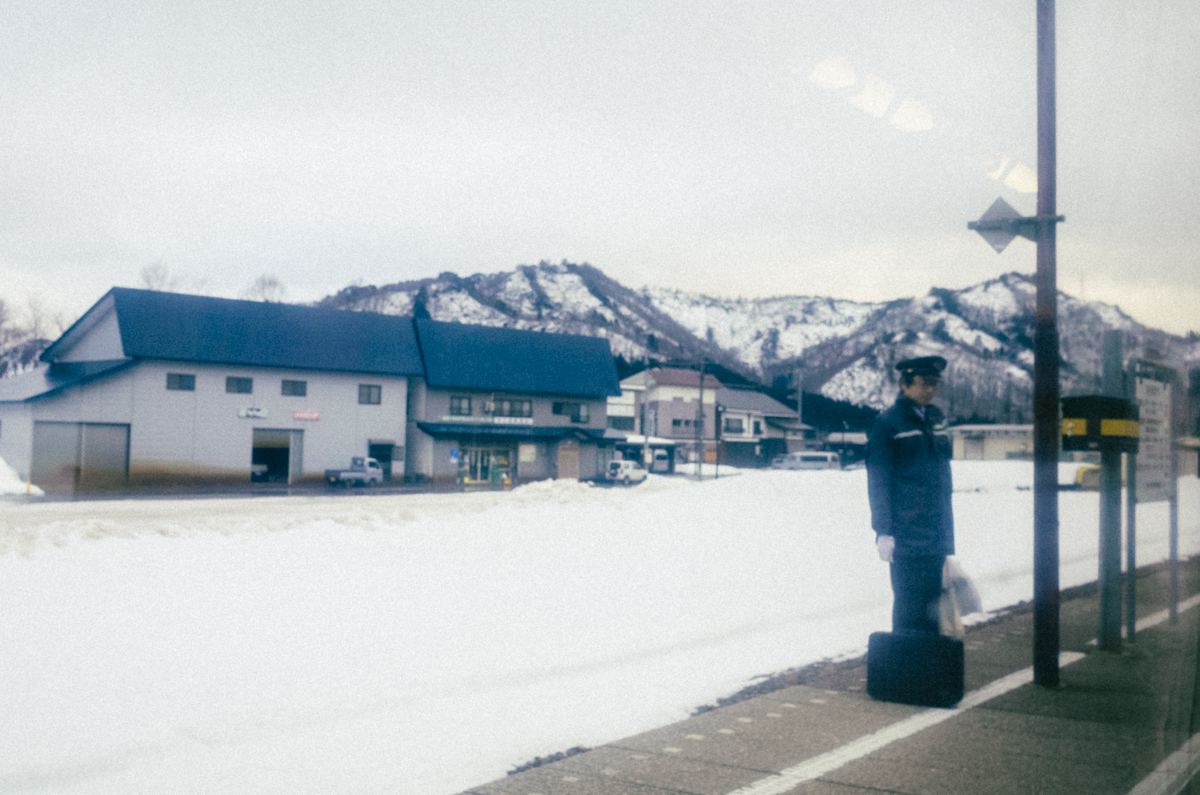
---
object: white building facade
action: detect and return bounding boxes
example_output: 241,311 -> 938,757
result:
0,289 -> 423,493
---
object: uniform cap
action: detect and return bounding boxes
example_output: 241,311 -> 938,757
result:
895,355 -> 947,380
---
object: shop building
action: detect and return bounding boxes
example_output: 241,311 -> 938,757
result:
405,319 -> 622,487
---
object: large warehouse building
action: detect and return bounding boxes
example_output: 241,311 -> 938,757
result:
0,288 -> 621,494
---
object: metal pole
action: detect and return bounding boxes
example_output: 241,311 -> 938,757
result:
1032,0 -> 1061,687
696,363 -> 703,480
1097,331 -> 1124,651
1098,448 -> 1123,651
1169,450 -> 1180,622
1168,374 -> 1180,623
1125,451 -> 1137,641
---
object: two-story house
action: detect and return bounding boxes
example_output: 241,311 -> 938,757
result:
714,387 -> 808,467
615,367 -> 721,465
405,319 -> 622,487
0,288 -> 423,493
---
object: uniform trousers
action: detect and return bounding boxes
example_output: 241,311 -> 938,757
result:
889,554 -> 945,634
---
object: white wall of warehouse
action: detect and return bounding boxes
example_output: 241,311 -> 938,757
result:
0,360 -> 409,487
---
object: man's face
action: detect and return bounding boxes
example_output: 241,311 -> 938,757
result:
901,374 -> 939,407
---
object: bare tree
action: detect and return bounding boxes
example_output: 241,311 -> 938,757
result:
25,295 -> 49,341
139,262 -> 180,292
0,298 -> 15,349
241,274 -> 287,303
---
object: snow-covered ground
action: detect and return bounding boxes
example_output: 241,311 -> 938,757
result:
2,462 -> 1198,795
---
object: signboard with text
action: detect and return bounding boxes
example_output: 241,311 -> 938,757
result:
1134,361 -> 1174,502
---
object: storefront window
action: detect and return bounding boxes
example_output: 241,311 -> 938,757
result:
459,446 -> 515,488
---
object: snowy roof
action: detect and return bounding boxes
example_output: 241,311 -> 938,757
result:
415,320 -> 621,398
43,288 -> 425,377
715,387 -> 797,417
0,360 -> 136,403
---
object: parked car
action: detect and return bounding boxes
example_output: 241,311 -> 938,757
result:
772,451 -> 842,470
325,457 -> 385,487
607,459 -> 648,485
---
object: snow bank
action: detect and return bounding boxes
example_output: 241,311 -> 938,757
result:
0,455 -> 41,497
0,463 -> 1196,795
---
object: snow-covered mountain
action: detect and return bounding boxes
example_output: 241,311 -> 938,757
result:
320,262 -> 1198,420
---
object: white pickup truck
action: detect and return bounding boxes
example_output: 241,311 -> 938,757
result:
325,457 -> 384,487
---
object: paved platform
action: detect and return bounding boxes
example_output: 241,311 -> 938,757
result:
457,559 -> 1200,795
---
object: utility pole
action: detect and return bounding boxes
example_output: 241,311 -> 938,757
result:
1031,0 -> 1061,688
968,0 -> 1063,687
695,361 -> 706,481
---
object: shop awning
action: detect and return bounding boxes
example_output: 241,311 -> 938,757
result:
416,423 -> 611,442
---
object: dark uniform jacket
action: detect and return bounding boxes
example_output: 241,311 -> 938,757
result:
866,394 -> 955,558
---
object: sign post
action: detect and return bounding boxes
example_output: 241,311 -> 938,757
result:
1062,396 -> 1140,652
969,0 -> 1065,687
1131,360 -> 1177,619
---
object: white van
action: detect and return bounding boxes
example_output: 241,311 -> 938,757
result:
773,451 -> 841,470
607,459 -> 648,484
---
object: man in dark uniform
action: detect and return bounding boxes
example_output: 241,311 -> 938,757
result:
867,355 -> 954,634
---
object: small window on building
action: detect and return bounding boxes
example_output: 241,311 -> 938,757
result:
608,416 -> 635,431
450,396 -> 472,416
552,401 -> 589,423
359,384 -> 382,405
167,373 -> 196,391
226,376 -> 253,394
724,417 -> 745,434
491,398 -> 532,417
281,379 -> 307,396
753,420 -> 762,435
672,418 -> 682,428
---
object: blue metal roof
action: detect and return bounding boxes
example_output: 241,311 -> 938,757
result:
414,320 -> 621,398
46,288 -> 424,376
0,360 -> 136,403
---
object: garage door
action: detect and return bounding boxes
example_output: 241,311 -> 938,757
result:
31,421 -> 130,494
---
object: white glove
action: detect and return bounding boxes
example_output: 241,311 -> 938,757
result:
876,534 -> 895,563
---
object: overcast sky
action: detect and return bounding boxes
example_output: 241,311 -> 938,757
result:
3,1 -> 1198,336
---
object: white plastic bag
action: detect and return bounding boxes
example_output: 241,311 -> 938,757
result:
944,556 -> 983,616
939,556 -> 982,638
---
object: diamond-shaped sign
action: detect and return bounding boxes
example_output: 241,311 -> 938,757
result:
968,197 -> 1037,253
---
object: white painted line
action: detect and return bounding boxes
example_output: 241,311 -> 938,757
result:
723,653 -> 1087,795
1088,594 -> 1200,645
1135,594 -> 1200,634
726,593 -> 1200,795
1125,731 -> 1200,795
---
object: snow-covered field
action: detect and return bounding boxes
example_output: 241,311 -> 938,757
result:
2,462 -> 1198,795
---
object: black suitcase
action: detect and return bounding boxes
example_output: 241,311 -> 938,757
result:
867,631 -> 964,708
